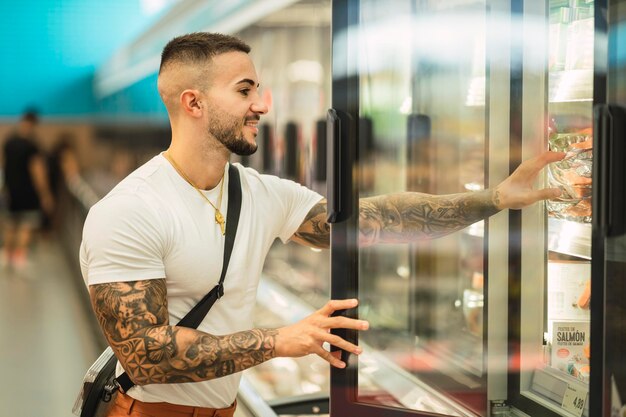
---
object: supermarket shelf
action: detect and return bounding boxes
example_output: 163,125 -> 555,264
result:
548,217 -> 592,259
528,366 -> 589,417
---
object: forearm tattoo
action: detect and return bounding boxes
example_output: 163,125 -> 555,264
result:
293,190 -> 500,248
90,279 -> 277,385
292,200 -> 330,249
359,190 -> 500,246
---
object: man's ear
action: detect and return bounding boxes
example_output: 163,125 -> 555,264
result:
180,89 -> 203,118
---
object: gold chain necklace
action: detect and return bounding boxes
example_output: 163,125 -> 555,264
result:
163,152 -> 226,236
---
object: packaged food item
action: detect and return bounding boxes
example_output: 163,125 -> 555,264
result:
547,132 -> 593,223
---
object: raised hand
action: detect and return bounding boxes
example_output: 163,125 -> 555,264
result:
494,151 -> 565,210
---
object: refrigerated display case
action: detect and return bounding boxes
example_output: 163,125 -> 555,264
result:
328,1 -> 626,417
330,1 -> 494,415
230,1 -> 626,416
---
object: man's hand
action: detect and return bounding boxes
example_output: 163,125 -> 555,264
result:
494,151 -> 565,210
275,299 -> 368,368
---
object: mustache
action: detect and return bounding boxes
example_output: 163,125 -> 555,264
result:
245,115 -> 260,122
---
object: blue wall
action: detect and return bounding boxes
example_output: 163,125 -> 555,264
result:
96,73 -> 168,119
0,0 -> 162,118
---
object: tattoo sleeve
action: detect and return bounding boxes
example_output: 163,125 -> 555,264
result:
291,190 -> 500,249
359,190 -> 501,246
89,279 -> 277,385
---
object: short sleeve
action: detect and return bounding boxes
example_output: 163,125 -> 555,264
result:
80,193 -> 167,285
258,174 -> 323,243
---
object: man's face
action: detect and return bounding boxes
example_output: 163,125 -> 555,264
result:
203,52 -> 269,155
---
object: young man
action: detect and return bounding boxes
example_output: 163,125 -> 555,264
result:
80,32 -> 564,417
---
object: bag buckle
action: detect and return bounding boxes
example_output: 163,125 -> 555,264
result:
217,283 -> 224,299
102,379 -> 120,403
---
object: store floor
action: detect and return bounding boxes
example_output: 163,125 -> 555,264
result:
0,237 -> 101,417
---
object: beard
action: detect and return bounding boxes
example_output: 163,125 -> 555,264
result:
207,108 -> 258,156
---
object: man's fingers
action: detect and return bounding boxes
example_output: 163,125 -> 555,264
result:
541,150 -> 567,163
516,151 -> 566,177
322,315 -> 369,331
313,344 -> 346,368
318,299 -> 358,316
529,187 -> 562,203
321,331 -> 363,355
511,188 -> 562,209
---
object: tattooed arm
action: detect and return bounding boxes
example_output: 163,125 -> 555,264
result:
89,279 -> 364,385
292,191 -> 497,249
291,151 -> 564,248
358,190 -> 499,246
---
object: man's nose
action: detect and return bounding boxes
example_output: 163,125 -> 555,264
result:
252,89 -> 271,114
251,99 -> 269,115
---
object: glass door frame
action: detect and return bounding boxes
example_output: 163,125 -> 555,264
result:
329,0 -> 504,416
329,1 -> 445,416
505,0 -> 609,416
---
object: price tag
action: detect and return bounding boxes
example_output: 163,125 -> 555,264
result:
562,384 -> 587,417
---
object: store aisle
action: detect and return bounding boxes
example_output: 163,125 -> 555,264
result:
0,238 -> 102,417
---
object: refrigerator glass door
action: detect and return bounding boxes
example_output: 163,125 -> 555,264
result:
515,0 -> 595,416
354,0 -> 489,415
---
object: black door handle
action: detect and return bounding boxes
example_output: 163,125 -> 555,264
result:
594,104 -> 626,237
326,108 -> 353,223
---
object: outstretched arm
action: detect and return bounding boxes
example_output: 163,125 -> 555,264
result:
291,151 -> 564,248
90,279 -> 364,385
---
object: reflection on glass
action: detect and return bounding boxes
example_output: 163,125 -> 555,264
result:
356,0 -> 487,415
533,0 -> 594,415
239,1 -> 333,409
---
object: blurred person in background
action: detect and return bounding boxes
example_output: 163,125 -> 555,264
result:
43,133 -> 80,233
86,147 -> 136,197
1,111 -> 54,269
80,32 -> 563,417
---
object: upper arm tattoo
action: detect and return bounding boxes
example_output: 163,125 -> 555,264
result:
359,190 -> 500,246
90,279 -> 277,385
292,199 -> 330,249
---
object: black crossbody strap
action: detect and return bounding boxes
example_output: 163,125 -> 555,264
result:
116,164 -> 242,393
176,164 -> 242,328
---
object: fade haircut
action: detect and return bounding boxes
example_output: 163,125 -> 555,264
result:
159,32 -> 251,74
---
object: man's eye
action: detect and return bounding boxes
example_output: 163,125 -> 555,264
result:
239,89 -> 250,96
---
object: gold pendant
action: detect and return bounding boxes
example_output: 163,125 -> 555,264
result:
215,211 -> 225,235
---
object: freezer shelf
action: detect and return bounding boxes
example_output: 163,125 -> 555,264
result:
548,217 -> 592,259
528,366 -> 589,417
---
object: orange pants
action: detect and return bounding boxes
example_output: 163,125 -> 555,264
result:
106,390 -> 237,417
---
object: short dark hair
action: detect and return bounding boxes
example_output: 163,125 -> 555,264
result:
159,32 -> 251,73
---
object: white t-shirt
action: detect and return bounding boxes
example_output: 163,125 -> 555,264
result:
80,154 -> 322,408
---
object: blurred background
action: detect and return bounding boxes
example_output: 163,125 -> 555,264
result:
1,1 -> 625,417
0,1 -> 333,416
